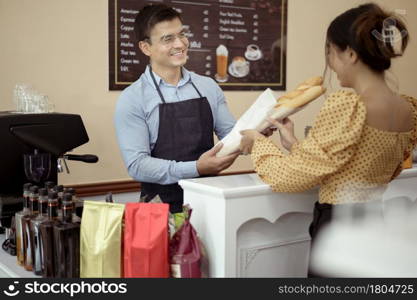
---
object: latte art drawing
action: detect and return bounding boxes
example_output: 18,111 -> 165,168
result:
228,56 -> 250,78
244,44 -> 262,61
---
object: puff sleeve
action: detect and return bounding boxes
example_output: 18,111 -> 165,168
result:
391,95 -> 417,180
251,91 -> 366,193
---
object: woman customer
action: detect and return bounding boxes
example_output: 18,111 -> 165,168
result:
239,3 -> 417,276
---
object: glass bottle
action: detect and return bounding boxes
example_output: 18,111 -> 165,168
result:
39,192 -> 59,277
54,185 -> 64,209
53,199 -> 80,278
44,181 -> 55,194
62,193 -> 81,224
30,188 -> 48,275
66,188 -> 83,219
22,185 -> 39,271
54,185 -> 64,220
15,183 -> 32,266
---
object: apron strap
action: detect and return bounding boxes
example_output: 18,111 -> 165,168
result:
149,65 -> 166,104
190,81 -> 203,98
149,65 -> 204,103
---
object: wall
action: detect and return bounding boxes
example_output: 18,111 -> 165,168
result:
1,0 -> 416,185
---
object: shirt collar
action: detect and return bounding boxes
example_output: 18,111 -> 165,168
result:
145,65 -> 191,89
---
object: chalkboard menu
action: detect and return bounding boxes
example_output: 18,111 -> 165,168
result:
109,0 -> 287,90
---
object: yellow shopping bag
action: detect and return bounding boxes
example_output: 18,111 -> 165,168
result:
80,201 -> 125,278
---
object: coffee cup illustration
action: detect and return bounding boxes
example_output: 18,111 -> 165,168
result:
228,56 -> 249,78
244,44 -> 262,61
215,44 -> 229,82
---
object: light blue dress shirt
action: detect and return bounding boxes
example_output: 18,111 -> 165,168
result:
114,66 -> 236,185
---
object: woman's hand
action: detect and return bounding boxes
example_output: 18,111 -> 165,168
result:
260,126 -> 277,137
239,130 -> 263,155
267,117 -> 298,151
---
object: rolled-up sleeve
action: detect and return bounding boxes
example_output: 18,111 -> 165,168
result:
211,79 -> 235,140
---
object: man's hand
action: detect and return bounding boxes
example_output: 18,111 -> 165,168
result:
197,143 -> 239,176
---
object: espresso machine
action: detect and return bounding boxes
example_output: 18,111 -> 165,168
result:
0,112 -> 98,230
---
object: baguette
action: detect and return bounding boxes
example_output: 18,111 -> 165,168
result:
275,76 -> 325,109
216,78 -> 325,157
256,76 -> 325,131
275,85 -> 326,109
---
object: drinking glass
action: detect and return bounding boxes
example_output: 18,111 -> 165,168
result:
13,84 -> 33,112
24,152 -> 51,183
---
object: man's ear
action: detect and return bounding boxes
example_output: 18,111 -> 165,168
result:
139,41 -> 151,57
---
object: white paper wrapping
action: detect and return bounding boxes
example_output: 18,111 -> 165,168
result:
216,89 -> 301,157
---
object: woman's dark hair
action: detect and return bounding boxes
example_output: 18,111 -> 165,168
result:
134,4 -> 182,43
326,3 -> 408,72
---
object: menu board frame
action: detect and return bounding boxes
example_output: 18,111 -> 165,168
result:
109,0 -> 287,91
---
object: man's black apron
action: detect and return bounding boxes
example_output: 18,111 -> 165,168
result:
140,67 -> 214,213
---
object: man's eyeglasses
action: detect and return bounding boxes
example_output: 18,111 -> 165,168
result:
145,28 -> 190,46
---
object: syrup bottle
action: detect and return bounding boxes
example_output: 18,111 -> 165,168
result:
22,185 -> 39,271
15,183 -> 32,266
39,192 -> 59,277
53,198 -> 80,278
30,188 -> 48,275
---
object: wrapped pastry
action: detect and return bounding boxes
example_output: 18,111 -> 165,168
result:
216,77 -> 325,157
257,76 -> 326,131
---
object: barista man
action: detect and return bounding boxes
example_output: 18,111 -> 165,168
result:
114,4 -> 239,213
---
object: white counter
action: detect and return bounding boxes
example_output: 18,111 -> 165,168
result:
382,164 -> 417,200
1,166 -> 416,278
179,165 -> 417,278
180,173 -> 318,278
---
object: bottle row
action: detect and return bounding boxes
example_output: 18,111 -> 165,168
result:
15,182 -> 82,277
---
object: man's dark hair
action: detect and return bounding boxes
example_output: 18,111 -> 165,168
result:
134,4 -> 182,44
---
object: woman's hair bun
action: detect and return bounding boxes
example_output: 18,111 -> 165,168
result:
327,3 -> 409,72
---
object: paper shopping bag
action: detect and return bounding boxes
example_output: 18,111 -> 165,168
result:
216,88 -> 277,157
123,202 -> 169,278
169,209 -> 207,278
80,201 -> 125,278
